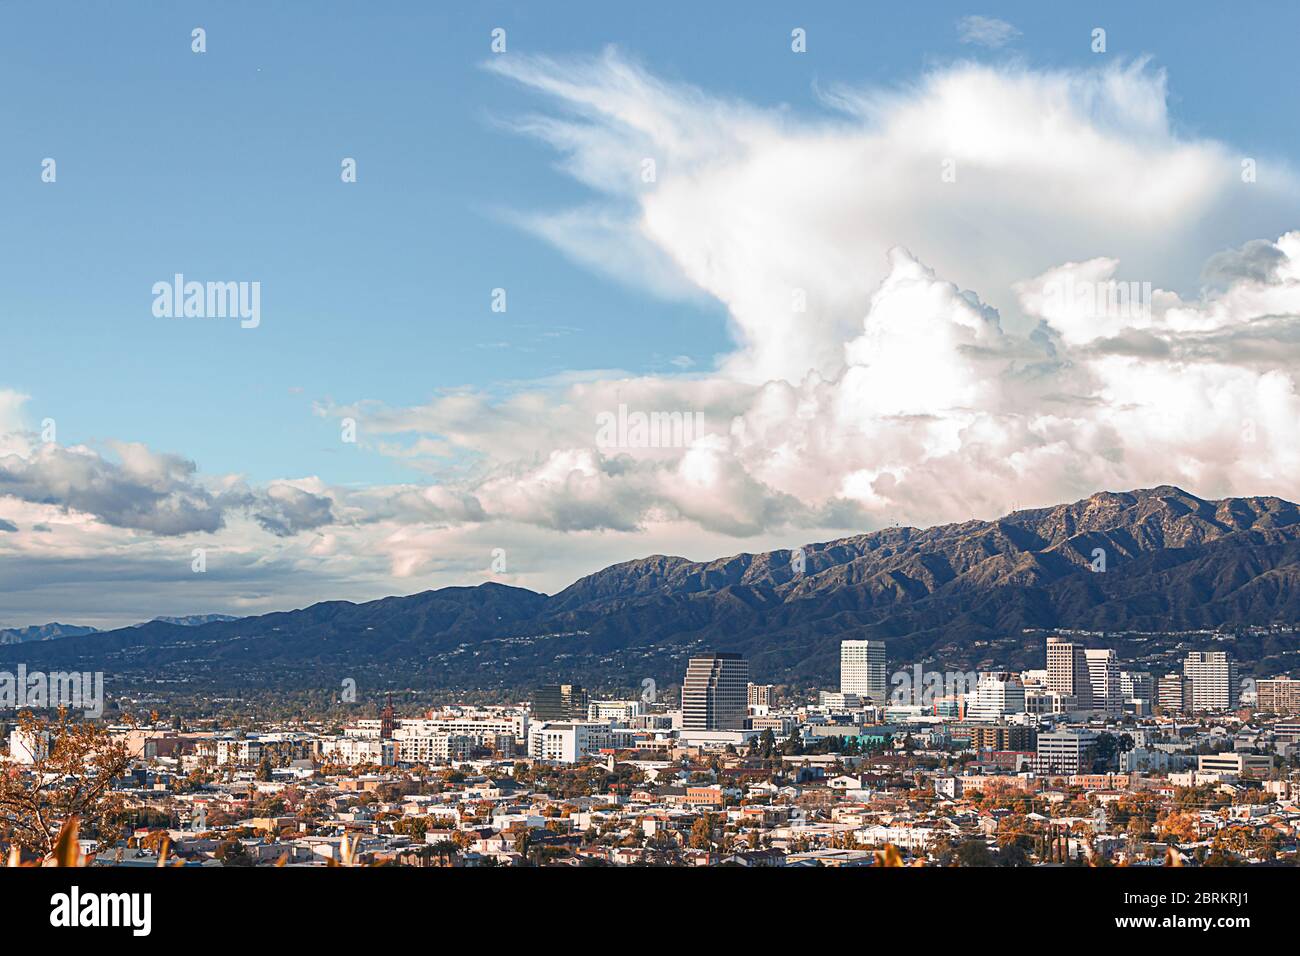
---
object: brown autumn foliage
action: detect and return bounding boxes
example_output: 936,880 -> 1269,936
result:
1156,810 -> 1200,843
0,709 -> 132,857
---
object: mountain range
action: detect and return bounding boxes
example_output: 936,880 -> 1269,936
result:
3,486 -> 1300,692
143,614 -> 240,628
0,623 -> 99,646
0,614 -> 242,645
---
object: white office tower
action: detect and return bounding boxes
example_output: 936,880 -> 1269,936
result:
966,672 -> 1027,721
840,640 -> 887,702
1183,651 -> 1239,711
1033,729 -> 1098,775
1084,649 -> 1121,712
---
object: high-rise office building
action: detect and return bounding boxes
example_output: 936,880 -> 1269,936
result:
840,640 -> 887,702
1085,649 -> 1121,712
683,654 -> 749,730
532,684 -> 589,721
1257,678 -> 1300,716
1046,637 -> 1091,701
1157,672 -> 1191,713
747,683 -> 775,710
1033,729 -> 1098,775
1183,652 -> 1239,711
966,672 -> 1026,721
1120,670 -> 1155,706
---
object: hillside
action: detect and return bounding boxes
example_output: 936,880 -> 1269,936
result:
5,487 -> 1300,690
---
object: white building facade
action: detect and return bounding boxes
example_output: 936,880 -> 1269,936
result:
840,640 -> 887,702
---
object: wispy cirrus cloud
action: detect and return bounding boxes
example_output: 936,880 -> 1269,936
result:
956,15 -> 1021,49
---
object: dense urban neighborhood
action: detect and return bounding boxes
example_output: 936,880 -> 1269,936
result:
4,635 -> 1299,868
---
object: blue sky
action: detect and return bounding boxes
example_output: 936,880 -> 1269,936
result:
3,1 -> 1297,487
4,2 -> 1300,626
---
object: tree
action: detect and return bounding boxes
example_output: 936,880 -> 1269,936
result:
392,816 -> 429,840
0,710 -> 132,857
954,838 -> 995,867
1092,733 -> 1118,770
512,826 -> 532,857
689,814 -> 714,850
998,842 -> 1030,867
215,838 -> 252,866
1126,815 -> 1152,839
429,839 -> 459,866
1157,811 -> 1199,843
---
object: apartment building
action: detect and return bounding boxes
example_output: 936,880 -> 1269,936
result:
317,736 -> 396,767
212,736 -> 266,765
748,683 -> 775,711
392,730 -> 478,764
1257,678 -> 1300,716
587,700 -> 644,724
387,714 -> 526,741
1119,670 -> 1155,705
965,723 -> 1036,752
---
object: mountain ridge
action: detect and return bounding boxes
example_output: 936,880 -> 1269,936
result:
5,486 -> 1300,689
0,623 -> 100,645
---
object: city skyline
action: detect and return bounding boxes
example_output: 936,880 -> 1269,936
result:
5,0 -> 1300,920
